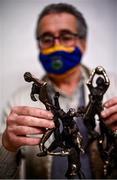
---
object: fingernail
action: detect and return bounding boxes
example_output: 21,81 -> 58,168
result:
47,113 -> 53,119
49,121 -> 55,128
101,111 -> 106,117
104,103 -> 108,107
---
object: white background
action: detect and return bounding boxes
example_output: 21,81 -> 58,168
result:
0,0 -> 117,118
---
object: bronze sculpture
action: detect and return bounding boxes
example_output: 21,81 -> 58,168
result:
24,66 -> 117,178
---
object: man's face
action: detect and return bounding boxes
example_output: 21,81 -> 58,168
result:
37,13 -> 86,52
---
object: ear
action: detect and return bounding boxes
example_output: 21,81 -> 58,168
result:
77,39 -> 87,53
36,41 -> 42,51
81,39 -> 87,52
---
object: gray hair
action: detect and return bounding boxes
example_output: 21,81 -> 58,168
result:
35,3 -> 88,40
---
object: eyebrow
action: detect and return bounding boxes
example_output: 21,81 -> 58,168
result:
38,29 -> 78,38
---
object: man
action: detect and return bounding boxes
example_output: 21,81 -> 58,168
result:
0,3 -> 117,179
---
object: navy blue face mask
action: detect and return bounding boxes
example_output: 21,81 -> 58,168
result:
39,46 -> 82,75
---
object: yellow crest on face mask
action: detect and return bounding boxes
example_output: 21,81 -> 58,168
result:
41,45 -> 74,55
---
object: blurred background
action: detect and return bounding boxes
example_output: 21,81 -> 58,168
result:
0,0 -> 117,118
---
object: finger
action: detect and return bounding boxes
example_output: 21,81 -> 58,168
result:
2,130 -> 42,152
101,104 -> 117,118
7,112 -> 18,126
12,106 -> 53,119
103,114 -> 117,125
111,124 -> 117,131
104,97 -> 117,108
9,126 -> 45,136
12,134 -> 41,147
104,121 -> 117,131
15,115 -> 55,128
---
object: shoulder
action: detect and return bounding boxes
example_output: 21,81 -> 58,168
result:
8,85 -> 35,106
6,74 -> 49,107
3,84 -> 45,120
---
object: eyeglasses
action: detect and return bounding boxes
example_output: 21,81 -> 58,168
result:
37,31 -> 79,49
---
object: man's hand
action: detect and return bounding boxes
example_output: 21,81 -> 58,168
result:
101,97 -> 117,131
2,106 -> 54,152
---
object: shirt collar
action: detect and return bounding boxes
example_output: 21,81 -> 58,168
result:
42,64 -> 90,98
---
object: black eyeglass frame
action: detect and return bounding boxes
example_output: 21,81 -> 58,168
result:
36,31 -> 80,48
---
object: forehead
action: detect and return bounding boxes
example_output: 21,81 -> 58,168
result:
38,13 -> 78,35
